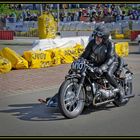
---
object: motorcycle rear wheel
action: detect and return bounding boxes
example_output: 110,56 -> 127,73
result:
113,81 -> 132,107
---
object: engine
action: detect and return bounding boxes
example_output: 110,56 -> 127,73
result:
98,89 -> 115,99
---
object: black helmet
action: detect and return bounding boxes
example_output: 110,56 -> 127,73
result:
93,25 -> 110,42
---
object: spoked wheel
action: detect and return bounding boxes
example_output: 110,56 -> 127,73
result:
58,79 -> 85,119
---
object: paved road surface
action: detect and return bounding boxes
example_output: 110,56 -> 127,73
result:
0,54 -> 140,136
0,38 -> 140,136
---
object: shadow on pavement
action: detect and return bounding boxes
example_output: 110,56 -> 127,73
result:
0,103 -> 120,121
82,103 -> 117,115
0,103 -> 66,121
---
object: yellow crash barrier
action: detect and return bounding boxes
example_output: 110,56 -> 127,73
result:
0,56 -> 12,74
1,47 -> 28,69
59,44 -> 84,64
124,29 -> 131,39
23,50 -> 52,68
115,34 -> 124,39
51,48 -> 62,66
60,50 -> 75,64
74,44 -> 84,58
38,12 -> 57,39
115,42 -> 129,57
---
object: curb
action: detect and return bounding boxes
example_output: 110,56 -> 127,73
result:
129,42 -> 138,46
0,38 -> 138,47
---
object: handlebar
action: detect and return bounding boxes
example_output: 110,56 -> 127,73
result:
78,58 -> 96,72
86,63 -> 97,73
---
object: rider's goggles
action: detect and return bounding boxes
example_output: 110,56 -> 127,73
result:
96,31 -> 104,37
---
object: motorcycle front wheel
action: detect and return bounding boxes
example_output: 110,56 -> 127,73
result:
58,79 -> 85,119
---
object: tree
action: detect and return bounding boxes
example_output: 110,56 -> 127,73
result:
0,4 -> 11,15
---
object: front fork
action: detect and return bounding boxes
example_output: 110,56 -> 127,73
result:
76,75 -> 85,99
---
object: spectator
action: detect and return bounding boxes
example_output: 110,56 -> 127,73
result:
22,10 -> 27,21
82,8 -> 87,16
26,9 -> 31,21
121,11 -> 126,20
10,12 -> 17,23
74,10 -> 79,21
33,4 -> 37,10
78,8 -> 82,21
17,4 -> 22,10
17,14 -> 23,22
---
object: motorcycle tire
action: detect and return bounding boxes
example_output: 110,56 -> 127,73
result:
113,81 -> 132,107
58,79 -> 85,119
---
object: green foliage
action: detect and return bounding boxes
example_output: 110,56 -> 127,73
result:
0,4 -> 39,18
0,4 -> 11,15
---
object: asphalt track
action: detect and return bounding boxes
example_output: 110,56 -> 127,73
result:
0,38 -> 140,136
0,53 -> 140,136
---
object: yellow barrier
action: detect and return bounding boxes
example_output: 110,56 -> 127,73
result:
0,42 -> 129,74
23,50 -> 52,68
60,48 -> 75,64
23,44 -> 84,68
0,56 -> 12,74
58,44 -> 84,64
115,34 -> 124,39
1,47 -> 28,69
115,42 -> 129,57
124,29 -> 131,39
0,50 -> 3,56
38,12 -> 57,39
46,13 -> 57,39
74,44 -> 84,58
51,48 -> 61,66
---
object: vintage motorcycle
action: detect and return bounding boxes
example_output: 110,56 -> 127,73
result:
57,57 -> 134,119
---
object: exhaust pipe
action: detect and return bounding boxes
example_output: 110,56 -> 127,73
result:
123,94 -> 135,99
93,98 -> 114,106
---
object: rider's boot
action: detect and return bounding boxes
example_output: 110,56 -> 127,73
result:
113,86 -> 126,103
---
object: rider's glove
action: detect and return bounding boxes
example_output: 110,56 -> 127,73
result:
94,67 -> 103,76
100,64 -> 108,72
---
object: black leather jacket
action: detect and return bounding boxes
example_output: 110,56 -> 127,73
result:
80,39 -> 118,67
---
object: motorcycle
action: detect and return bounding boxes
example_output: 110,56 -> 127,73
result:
56,57 -> 134,119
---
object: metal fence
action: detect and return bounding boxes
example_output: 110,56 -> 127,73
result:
15,29 -> 38,37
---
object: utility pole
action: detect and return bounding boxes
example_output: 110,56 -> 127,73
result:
57,4 -> 60,31
40,4 -> 43,15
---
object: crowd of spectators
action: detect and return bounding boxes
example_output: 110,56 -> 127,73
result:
56,4 -> 140,23
9,4 -> 24,10
0,4 -> 39,24
0,9 -> 38,24
20,9 -> 38,21
0,4 -> 140,25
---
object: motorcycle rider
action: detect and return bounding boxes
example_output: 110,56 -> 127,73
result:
80,25 -> 125,102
